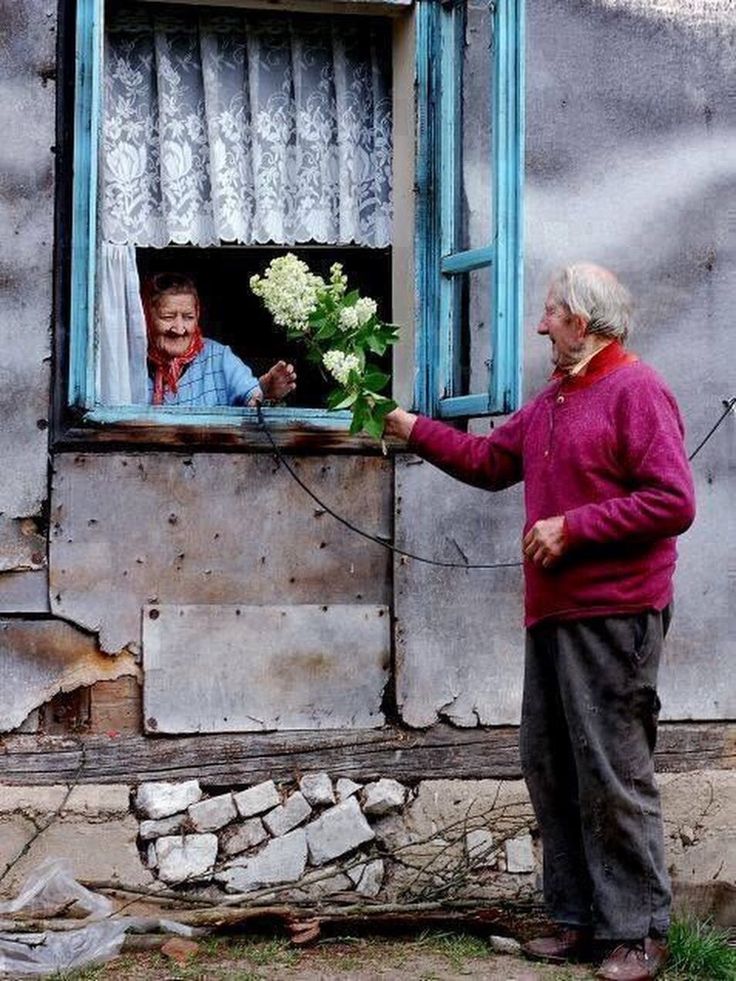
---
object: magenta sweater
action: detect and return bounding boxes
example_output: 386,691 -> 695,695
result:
408,344 -> 696,627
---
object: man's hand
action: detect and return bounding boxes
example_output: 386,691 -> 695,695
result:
523,516 -> 567,568
260,361 -> 297,401
383,407 -> 418,442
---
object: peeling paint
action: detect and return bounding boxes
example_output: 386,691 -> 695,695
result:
0,620 -> 140,734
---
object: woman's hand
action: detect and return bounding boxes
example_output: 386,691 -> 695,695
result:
259,361 -> 297,401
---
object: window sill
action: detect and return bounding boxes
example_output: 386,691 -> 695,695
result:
56,405 -> 385,454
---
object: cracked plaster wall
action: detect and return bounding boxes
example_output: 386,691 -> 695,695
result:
0,1 -> 55,584
1,772 -> 732,923
395,0 -> 736,726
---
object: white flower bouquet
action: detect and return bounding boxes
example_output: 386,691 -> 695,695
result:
250,254 -> 399,438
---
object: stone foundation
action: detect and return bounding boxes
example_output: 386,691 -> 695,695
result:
1,771 -> 733,924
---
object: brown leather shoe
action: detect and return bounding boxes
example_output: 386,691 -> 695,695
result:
596,938 -> 669,980
521,927 -> 593,963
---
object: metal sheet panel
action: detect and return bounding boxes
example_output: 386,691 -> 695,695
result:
394,454 -> 525,728
50,453 -> 391,653
143,603 -> 389,733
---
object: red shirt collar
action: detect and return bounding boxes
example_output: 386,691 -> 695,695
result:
551,340 -> 638,391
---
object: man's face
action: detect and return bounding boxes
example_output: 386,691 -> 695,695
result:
536,291 -> 585,369
149,292 -> 199,360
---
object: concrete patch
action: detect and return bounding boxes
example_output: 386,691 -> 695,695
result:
1,815 -> 153,894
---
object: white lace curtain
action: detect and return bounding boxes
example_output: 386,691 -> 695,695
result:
98,5 -> 392,404
101,5 -> 393,248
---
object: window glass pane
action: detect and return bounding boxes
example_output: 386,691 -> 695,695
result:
461,0 -> 493,252
445,265 -> 492,399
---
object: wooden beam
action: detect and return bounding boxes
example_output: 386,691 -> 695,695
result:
1,723 -> 733,786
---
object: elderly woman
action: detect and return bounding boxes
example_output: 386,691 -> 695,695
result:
143,273 -> 296,406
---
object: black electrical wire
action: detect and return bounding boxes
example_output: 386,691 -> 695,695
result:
687,397 -> 735,462
256,398 -> 734,571
255,404 -> 521,569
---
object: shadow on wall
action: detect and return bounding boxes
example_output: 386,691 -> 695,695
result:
524,0 -> 735,390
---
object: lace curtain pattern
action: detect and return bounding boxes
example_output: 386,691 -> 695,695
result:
102,5 -> 393,247
98,243 -> 149,405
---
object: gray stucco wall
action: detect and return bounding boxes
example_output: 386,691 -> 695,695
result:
0,1 -> 55,600
396,0 -> 735,725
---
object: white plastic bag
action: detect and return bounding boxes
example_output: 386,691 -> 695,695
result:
0,922 -> 128,976
0,859 -> 112,919
0,860 -> 195,976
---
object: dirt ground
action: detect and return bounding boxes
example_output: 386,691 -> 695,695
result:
54,934 -> 603,981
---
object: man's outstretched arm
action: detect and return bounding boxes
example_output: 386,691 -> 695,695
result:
383,407 -> 524,493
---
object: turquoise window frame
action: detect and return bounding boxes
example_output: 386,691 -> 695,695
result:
415,0 -> 525,419
67,0 -> 355,435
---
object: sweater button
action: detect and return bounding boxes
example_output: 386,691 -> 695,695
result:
556,394 -> 565,404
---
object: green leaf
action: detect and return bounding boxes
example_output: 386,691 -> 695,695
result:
363,370 -> 390,393
362,410 -> 386,440
343,289 -> 360,307
365,336 -> 387,356
326,388 -> 347,410
314,321 -> 338,340
331,391 -> 359,410
349,401 -> 367,435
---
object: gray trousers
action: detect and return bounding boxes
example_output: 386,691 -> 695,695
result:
520,609 -> 671,940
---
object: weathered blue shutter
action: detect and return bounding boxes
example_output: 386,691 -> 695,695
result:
415,0 -> 525,418
69,0 -> 104,409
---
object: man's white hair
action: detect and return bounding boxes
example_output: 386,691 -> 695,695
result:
548,263 -> 633,342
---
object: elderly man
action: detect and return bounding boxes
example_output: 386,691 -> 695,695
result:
384,264 -> 695,981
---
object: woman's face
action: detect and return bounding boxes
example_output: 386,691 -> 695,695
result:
149,292 -> 199,360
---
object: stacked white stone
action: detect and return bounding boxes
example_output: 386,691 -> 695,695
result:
133,774 -> 412,900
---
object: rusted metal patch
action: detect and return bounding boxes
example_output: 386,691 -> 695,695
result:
0,620 -> 140,734
50,453 -> 391,653
143,603 -> 390,733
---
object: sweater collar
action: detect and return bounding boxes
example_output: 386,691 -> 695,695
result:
550,340 -> 638,391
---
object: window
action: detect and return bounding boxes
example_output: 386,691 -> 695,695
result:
67,0 -> 395,438
415,0 -> 524,419
64,0 -> 522,442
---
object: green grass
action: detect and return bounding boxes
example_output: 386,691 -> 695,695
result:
666,918 -> 736,981
228,935 -> 299,969
414,929 -> 490,970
